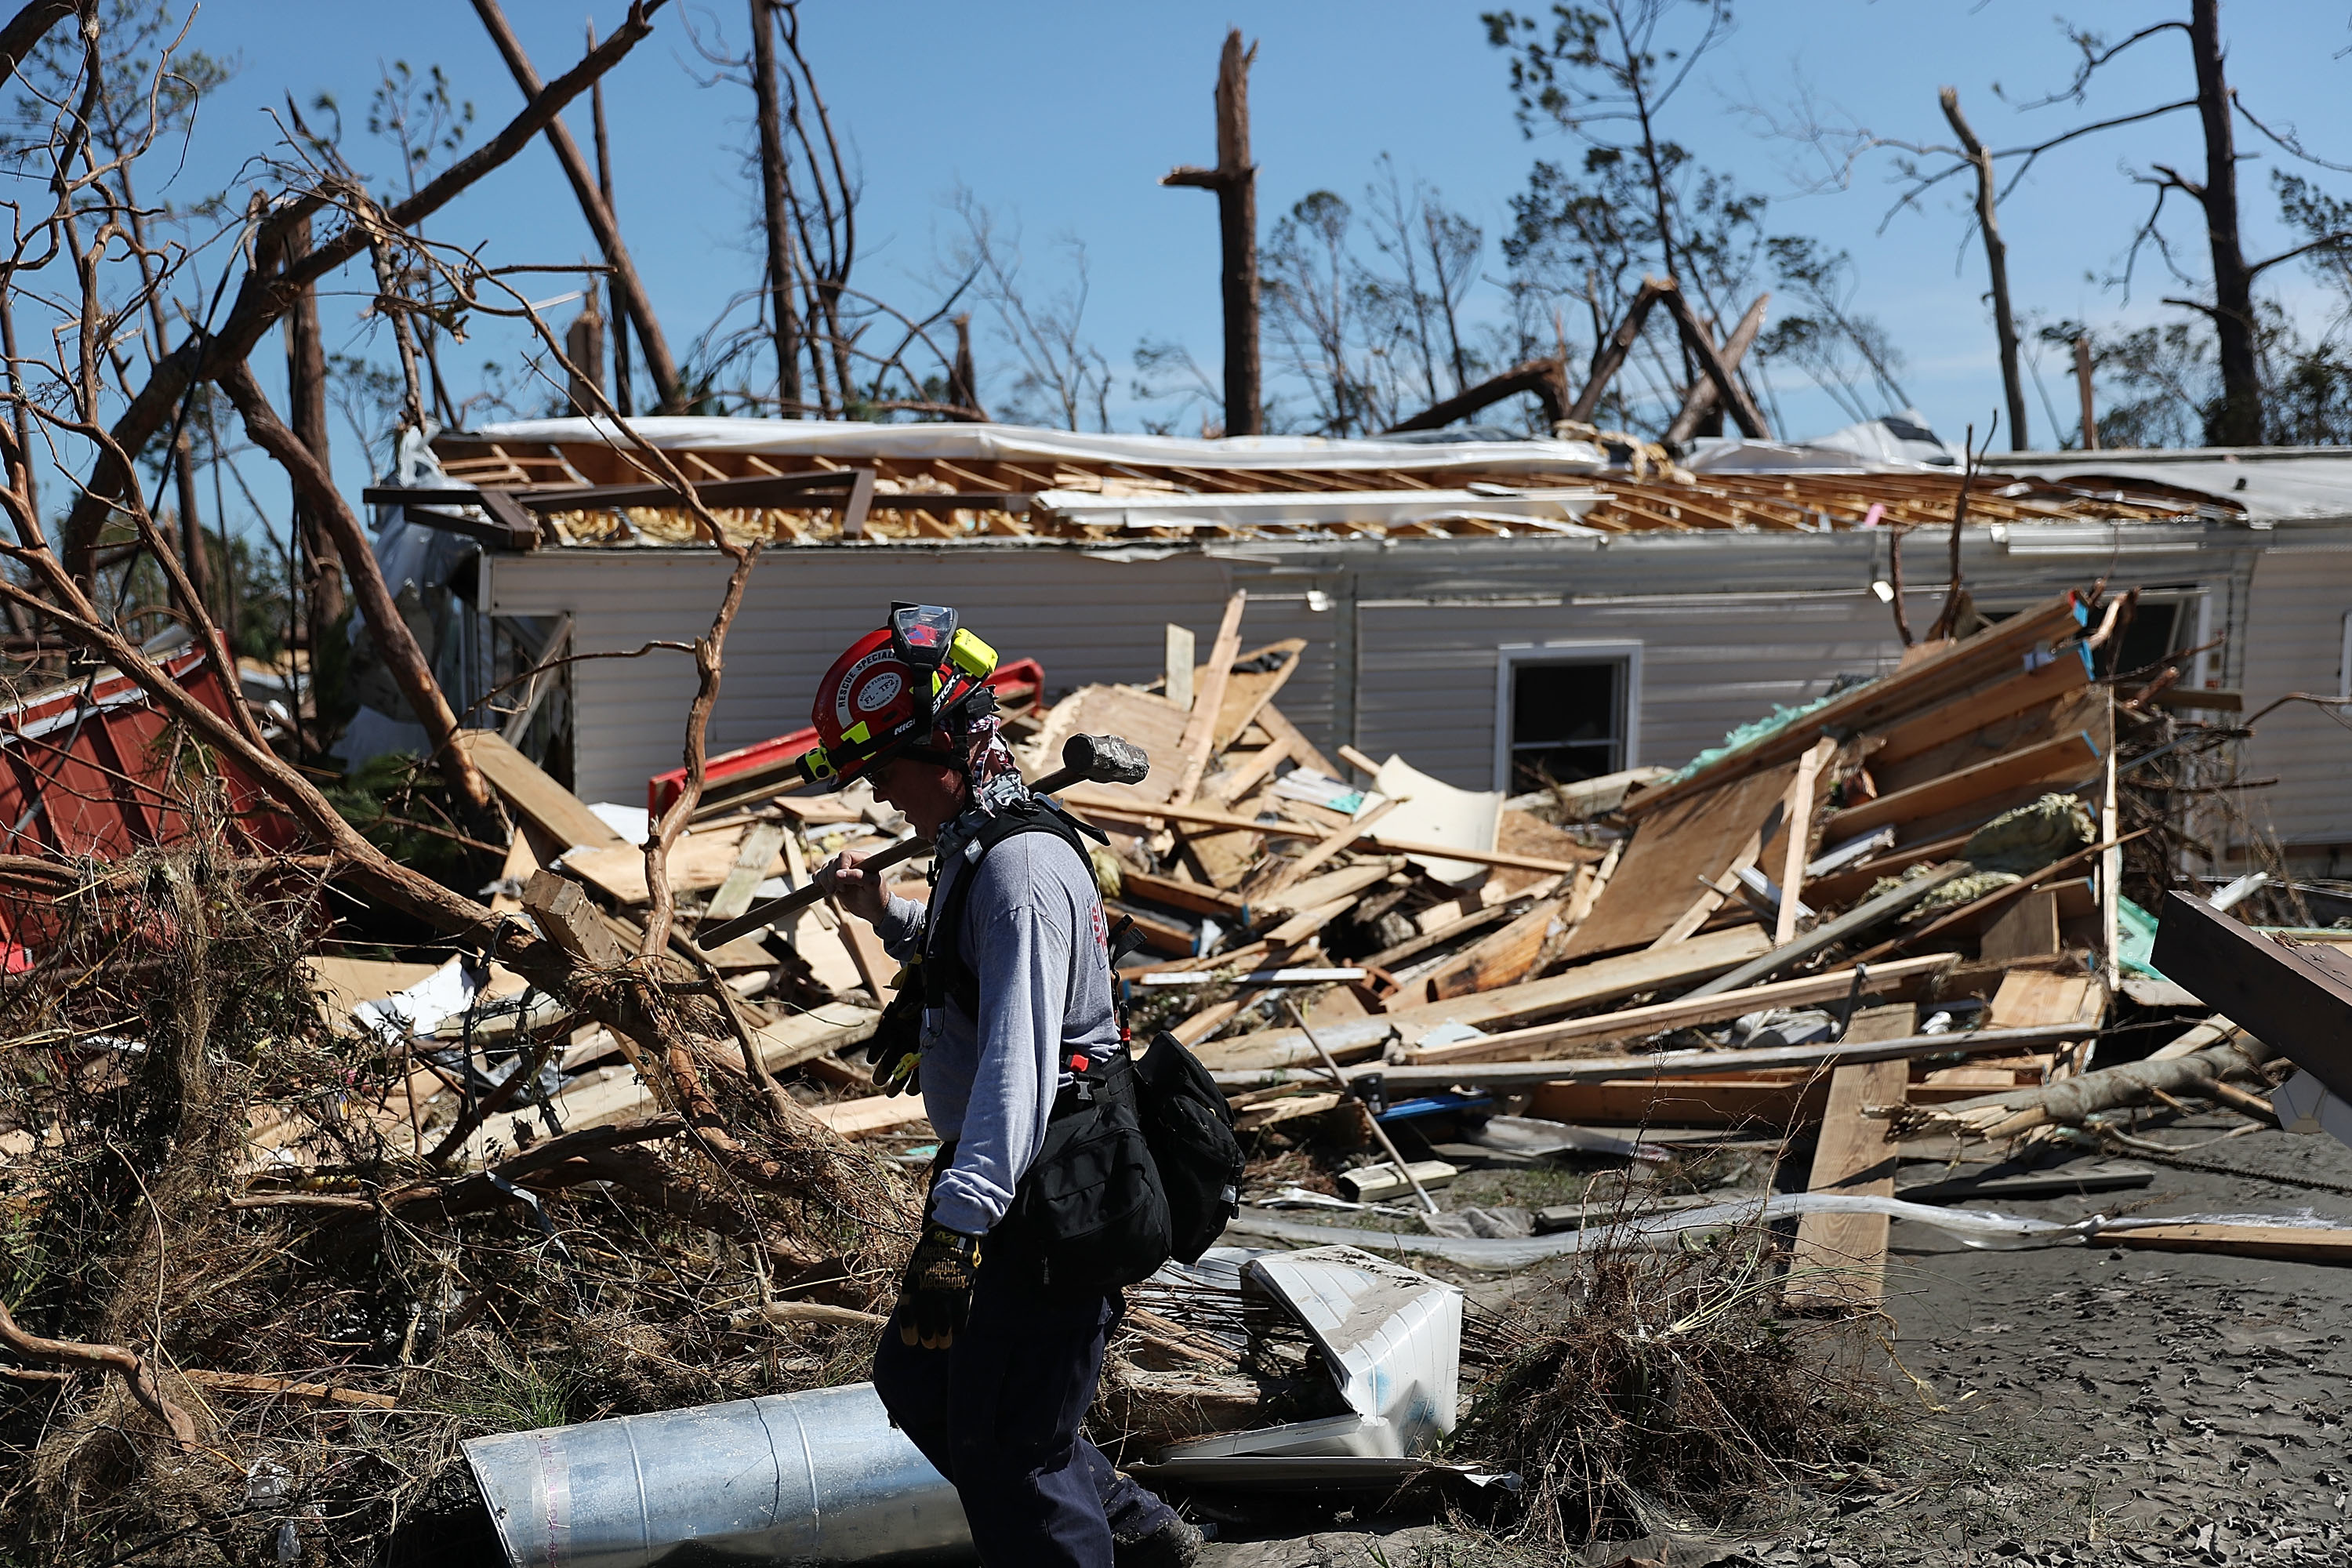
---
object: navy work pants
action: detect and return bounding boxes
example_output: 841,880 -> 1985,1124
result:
872,1248 -> 1178,1567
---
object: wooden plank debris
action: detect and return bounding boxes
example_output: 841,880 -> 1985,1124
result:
703,820 -> 788,924
567,824 -> 782,906
1824,730 -> 2101,841
457,730 -> 626,851
1408,953 -> 1955,1065
2104,1223 -> 2352,1266
523,869 -> 627,964
1163,622 -> 1196,713
1170,590 -> 1247,808
1980,888 -> 2060,965
1429,898 -> 1562,1001
1214,1022 -> 2089,1093
1622,593 -> 2086,822
1564,760 -> 1797,959
1773,739 -> 1836,945
1684,862 -> 1969,999
1197,924 -> 1773,1071
1785,1004 -> 1913,1312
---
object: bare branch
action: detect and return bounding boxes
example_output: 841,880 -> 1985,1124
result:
2015,20 -> 2192,110
0,0 -> 74,93
0,1296 -> 194,1443
60,1 -> 670,579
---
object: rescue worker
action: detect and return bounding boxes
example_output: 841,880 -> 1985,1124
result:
807,607 -> 1203,1568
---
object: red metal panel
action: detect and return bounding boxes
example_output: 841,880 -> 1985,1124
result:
0,649 -> 299,858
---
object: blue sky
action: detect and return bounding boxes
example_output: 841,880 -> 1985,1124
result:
51,1 -> 2352,517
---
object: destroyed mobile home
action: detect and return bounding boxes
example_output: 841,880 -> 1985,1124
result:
14,481 -> 2352,1566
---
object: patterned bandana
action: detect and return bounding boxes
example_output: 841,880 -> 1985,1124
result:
930,706 -> 1030,865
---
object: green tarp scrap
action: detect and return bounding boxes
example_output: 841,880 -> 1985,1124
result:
1656,690 -> 1842,787
2117,895 -> 2165,979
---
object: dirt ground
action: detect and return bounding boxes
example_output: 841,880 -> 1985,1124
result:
1193,1114 -> 2352,1568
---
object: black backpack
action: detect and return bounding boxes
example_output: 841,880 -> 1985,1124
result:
924,799 -> 1242,1275
1133,1029 -> 1245,1264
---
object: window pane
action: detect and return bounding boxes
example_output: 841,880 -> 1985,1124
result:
1509,660 -> 1623,789
2103,601 -> 2179,678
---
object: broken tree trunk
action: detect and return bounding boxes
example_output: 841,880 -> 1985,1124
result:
588,22 -> 632,417
217,360 -> 496,822
1160,29 -> 1261,437
470,0 -> 683,412
1565,278 -> 1670,426
1385,355 -> 1570,434
2189,0 -> 2262,447
273,213 -> 344,632
2074,335 -> 2098,448
1662,292 -> 1769,448
1940,88 -> 2028,452
748,0 -> 802,412
1654,278 -> 1769,438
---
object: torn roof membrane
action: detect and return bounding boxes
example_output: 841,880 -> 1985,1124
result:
423,416 -> 2238,550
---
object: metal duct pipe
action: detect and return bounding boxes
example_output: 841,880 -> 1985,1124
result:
462,1381 -> 974,1566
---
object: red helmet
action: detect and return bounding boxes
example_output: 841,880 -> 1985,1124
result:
799,605 -> 998,789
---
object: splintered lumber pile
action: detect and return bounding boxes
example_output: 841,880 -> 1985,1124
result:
1036,596 -> 1604,1057
1203,589 -> 2135,1113
1179,584 -> 2294,1323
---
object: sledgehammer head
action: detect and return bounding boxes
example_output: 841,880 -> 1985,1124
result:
1061,731 -> 1150,787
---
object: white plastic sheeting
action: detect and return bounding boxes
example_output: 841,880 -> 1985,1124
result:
1227,1192 -> 2112,1270
350,956 -> 485,1046
1684,412 -> 1957,474
1152,1245 -> 1464,1469
1371,755 -> 1501,887
2003,449 -> 2352,521
2272,1069 -> 2352,1150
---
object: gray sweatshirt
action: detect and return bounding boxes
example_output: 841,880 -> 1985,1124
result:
872,822 -> 1120,1237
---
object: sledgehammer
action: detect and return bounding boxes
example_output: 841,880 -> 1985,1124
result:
693,731 -> 1150,950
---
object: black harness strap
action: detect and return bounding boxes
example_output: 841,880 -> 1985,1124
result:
920,795 -> 1105,1022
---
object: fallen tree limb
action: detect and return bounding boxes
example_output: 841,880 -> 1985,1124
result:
0,1299 -> 195,1443
216,359 -> 492,819
725,1301 -> 887,1332
1385,355 -> 1569,434
1889,1034 -> 2270,1142
178,1369 -> 396,1410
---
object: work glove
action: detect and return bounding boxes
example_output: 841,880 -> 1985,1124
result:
864,974 -> 924,1096
895,1219 -> 981,1349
